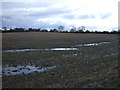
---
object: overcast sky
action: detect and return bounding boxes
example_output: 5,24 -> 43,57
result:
1,0 -> 119,31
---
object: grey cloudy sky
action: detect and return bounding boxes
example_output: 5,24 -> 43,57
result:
1,0 -> 119,31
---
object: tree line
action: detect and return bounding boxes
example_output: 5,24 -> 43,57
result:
1,26 -> 119,34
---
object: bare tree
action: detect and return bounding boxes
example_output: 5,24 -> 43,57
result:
70,26 -> 77,32
58,25 -> 64,32
78,26 -> 85,32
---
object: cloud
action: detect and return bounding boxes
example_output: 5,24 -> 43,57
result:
62,14 -> 76,19
2,15 -> 38,28
78,14 -> 96,19
28,6 -> 71,18
100,13 -> 112,19
1,0 -> 119,31
38,21 -> 66,29
2,15 -> 66,29
2,2 -> 53,9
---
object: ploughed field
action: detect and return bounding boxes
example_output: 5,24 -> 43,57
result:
2,32 -> 119,88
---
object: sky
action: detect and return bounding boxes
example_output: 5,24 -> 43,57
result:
1,0 -> 119,31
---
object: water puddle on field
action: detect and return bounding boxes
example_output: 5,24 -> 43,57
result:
1,48 -> 78,53
2,65 -> 56,76
50,48 -> 78,50
74,41 -> 110,47
1,49 -> 45,52
1,41 -> 110,53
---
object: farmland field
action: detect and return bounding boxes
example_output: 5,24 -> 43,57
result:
2,32 -> 119,88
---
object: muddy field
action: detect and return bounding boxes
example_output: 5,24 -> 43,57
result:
2,32 -> 119,88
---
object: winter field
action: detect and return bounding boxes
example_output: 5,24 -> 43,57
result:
2,32 -> 119,88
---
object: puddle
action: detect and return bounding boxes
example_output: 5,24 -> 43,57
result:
1,42 -> 110,53
1,49 -> 45,53
1,48 -> 78,53
74,41 -> 110,47
1,49 -> 40,52
2,65 -> 56,76
50,48 -> 78,50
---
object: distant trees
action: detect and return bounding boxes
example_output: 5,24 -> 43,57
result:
50,29 -> 58,32
14,28 -> 25,32
78,26 -> 85,33
70,26 -> 77,32
1,26 -> 120,34
70,26 -> 85,33
85,30 -> 90,33
58,25 -> 87,33
58,25 -> 64,32
102,31 -> 109,34
109,29 -> 117,34
41,29 -> 48,32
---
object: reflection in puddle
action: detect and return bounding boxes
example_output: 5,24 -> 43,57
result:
1,41 -> 110,52
1,49 -> 43,52
2,65 -> 56,76
50,48 -> 78,50
1,48 -> 78,52
74,42 -> 110,47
